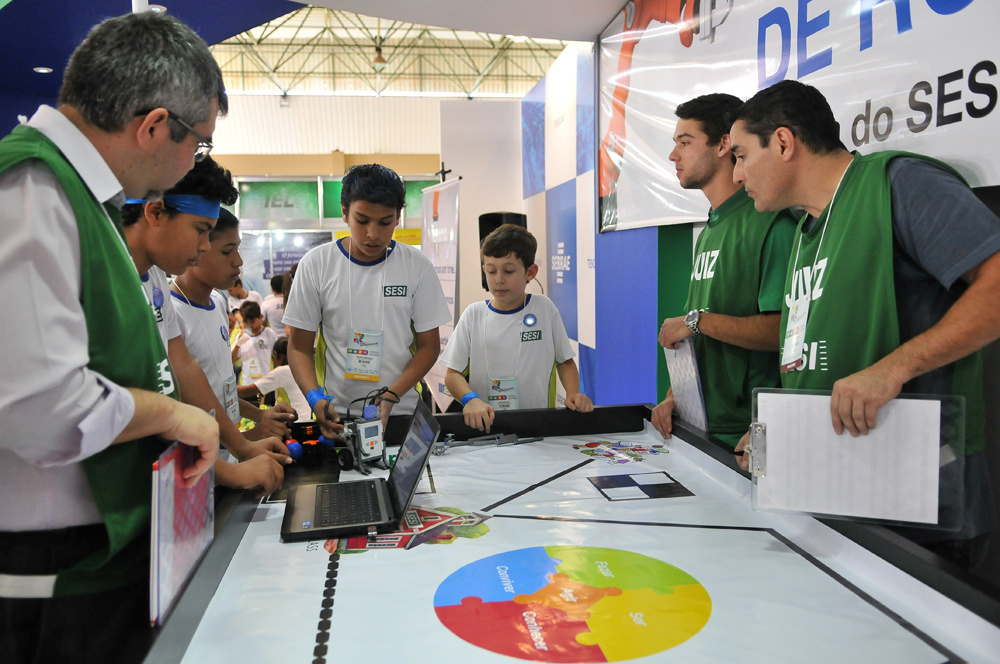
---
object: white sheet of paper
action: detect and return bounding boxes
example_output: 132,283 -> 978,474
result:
753,392 -> 939,523
663,339 -> 708,432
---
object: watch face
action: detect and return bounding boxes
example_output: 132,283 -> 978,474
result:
684,310 -> 700,334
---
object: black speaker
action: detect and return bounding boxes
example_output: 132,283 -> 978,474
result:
478,212 -> 527,290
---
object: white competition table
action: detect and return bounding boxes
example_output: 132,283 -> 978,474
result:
145,406 -> 1000,664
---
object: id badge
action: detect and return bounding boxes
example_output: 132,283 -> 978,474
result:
345,328 -> 383,382
780,295 -> 810,373
223,374 -> 240,424
488,376 -> 520,410
246,357 -> 264,381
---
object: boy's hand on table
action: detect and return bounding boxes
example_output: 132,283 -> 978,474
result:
240,436 -> 291,465
564,393 -> 593,412
246,407 -> 294,440
376,396 -> 396,429
463,398 -> 495,433
313,399 -> 344,440
269,402 -> 298,422
218,455 -> 284,498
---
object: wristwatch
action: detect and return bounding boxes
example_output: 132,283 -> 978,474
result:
684,309 -> 702,336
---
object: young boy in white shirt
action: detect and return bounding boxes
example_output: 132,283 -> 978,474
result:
238,337 -> 310,418
261,274 -> 285,329
232,300 -> 279,386
122,159 -> 288,496
284,164 -> 450,441
173,209 -> 297,440
227,277 -> 262,313
442,224 -> 593,432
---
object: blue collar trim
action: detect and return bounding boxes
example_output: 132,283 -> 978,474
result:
487,294 -> 531,314
170,289 -> 216,311
336,238 -> 396,265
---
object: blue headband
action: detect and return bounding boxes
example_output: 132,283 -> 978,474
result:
125,194 -> 221,219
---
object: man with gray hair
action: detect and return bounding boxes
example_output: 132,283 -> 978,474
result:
0,11 -> 227,663
729,80 -> 1000,567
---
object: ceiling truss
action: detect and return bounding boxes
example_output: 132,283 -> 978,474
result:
212,6 -> 569,98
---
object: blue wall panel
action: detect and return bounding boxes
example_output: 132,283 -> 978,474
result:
545,178 -> 578,340
521,77 -> 546,200
576,45 -> 595,178
594,226 -> 659,405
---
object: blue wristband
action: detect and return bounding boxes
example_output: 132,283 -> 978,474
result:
306,388 -> 332,411
460,391 -> 480,407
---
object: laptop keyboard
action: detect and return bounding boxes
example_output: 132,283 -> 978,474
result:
317,482 -> 381,527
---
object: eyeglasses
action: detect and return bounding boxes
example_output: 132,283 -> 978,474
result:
166,110 -> 213,162
135,108 -> 213,162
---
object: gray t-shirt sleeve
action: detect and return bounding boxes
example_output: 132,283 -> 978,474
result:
889,157 -> 1000,288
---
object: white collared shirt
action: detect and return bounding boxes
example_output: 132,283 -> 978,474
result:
0,105 -> 136,530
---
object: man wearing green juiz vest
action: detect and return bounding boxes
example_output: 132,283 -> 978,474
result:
653,94 -> 797,448
0,12 -> 227,664
730,79 -> 1000,569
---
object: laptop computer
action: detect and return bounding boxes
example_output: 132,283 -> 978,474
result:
281,398 -> 440,542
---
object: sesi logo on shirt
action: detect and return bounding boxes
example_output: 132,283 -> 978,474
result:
521,330 -> 543,342
384,285 -> 407,297
794,340 -> 829,372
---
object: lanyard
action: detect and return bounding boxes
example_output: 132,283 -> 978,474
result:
482,302 -> 525,379
171,282 -> 231,380
790,159 -> 853,282
347,237 -> 389,332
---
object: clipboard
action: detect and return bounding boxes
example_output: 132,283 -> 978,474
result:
663,338 -> 708,432
748,389 -> 964,528
150,442 -> 215,626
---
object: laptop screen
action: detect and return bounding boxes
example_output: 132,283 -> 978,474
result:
387,399 -> 440,516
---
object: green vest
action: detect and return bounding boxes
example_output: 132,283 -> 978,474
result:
686,188 -> 790,442
779,150 -> 985,454
0,125 -> 177,596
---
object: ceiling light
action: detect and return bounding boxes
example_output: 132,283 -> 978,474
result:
279,93 -> 290,108
373,46 -> 387,72
148,4 -> 167,13
511,35 -> 528,43
373,17 -> 388,73
33,67 -> 53,74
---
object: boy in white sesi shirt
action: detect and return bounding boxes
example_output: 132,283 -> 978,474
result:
122,160 -> 289,496
442,224 -> 593,432
232,300 -> 279,386
284,164 -> 450,440
173,208 -> 296,441
238,337 -> 310,418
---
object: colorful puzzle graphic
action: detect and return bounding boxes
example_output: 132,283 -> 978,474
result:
434,546 -> 711,662
573,441 -> 665,464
